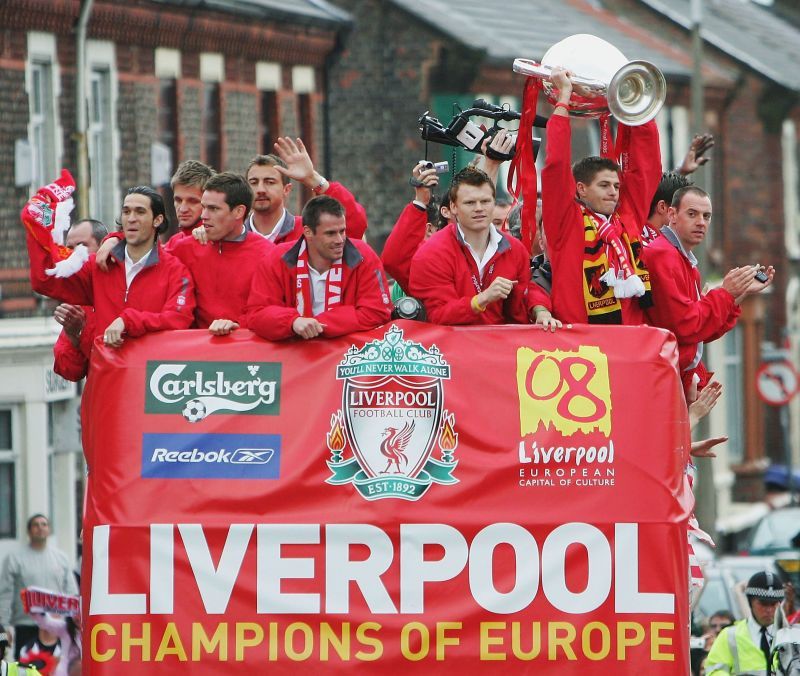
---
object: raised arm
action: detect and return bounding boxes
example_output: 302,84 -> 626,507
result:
645,248 -> 741,344
540,69 -> 582,254
273,136 -> 368,239
382,162 -> 440,291
618,119 -> 662,235
25,230 -> 95,306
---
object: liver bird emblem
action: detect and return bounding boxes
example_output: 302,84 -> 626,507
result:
379,421 -> 415,474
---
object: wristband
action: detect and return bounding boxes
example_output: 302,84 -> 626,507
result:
553,102 -> 570,113
532,305 -> 549,317
311,178 -> 328,195
471,295 -> 486,313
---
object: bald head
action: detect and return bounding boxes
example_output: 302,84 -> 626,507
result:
66,219 -> 108,253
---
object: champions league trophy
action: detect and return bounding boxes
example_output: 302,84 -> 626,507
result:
512,34 -> 667,125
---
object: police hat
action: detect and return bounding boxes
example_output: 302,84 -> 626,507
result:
744,570 -> 785,601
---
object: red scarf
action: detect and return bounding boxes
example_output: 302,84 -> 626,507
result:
582,206 -> 647,299
595,212 -> 636,283
295,240 -> 343,317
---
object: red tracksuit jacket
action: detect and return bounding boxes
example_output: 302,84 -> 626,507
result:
168,230 -> 274,328
52,310 -> 96,381
408,223 -> 550,325
27,233 -> 195,343
642,230 -> 740,374
541,115 -> 661,325
382,202 -> 427,293
245,237 -> 392,340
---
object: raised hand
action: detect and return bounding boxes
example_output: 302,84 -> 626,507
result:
412,162 -> 440,205
678,133 -> 714,175
273,137 -> 321,187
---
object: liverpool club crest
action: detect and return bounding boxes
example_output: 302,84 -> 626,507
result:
326,325 -> 458,501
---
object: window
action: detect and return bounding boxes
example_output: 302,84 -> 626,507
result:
257,62 -> 281,155
82,41 -> 120,229
157,79 -> 178,172
200,53 -> 224,170
655,105 -> 689,172
88,68 -> 114,224
782,119 -> 800,258
203,83 -> 221,170
26,33 -> 62,190
297,93 -> 315,202
0,409 -> 17,539
260,90 -> 279,155
30,61 -> 56,187
721,327 -> 744,464
155,48 -> 181,228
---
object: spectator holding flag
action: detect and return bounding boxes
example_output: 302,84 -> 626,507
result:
20,588 -> 80,676
22,173 -> 195,352
0,515 -> 77,660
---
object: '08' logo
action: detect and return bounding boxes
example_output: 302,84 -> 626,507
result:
516,346 -> 612,437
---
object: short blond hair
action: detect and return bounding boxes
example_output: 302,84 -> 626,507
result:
170,160 -> 215,190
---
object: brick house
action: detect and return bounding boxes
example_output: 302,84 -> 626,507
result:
0,0 -> 348,560
326,0 -> 800,538
599,0 -> 800,536
0,0 -> 348,316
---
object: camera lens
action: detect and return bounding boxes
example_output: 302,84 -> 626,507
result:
392,296 -> 426,321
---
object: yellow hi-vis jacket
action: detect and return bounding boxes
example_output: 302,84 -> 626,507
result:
706,619 -> 777,675
1,663 -> 39,675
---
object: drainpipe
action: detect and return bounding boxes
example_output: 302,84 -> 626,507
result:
75,0 -> 94,219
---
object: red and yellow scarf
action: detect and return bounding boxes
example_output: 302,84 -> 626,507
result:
581,206 -> 651,324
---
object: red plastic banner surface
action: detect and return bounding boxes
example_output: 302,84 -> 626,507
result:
82,321 -> 692,674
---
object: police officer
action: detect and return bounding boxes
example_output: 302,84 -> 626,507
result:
706,571 -> 785,675
0,624 -> 39,674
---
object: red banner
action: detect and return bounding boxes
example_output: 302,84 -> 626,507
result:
82,321 -> 692,674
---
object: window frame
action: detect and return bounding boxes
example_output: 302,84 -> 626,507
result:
26,32 -> 63,191
782,119 -> 800,259
0,407 -> 20,540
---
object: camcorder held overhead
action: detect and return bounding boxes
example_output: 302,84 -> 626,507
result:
419,160 -> 450,174
418,98 -> 547,162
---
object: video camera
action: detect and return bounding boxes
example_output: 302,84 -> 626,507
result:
418,98 -> 547,162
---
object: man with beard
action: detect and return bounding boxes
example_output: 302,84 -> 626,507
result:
244,136 -> 367,243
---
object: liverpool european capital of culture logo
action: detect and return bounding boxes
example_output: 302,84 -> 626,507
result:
326,325 -> 458,501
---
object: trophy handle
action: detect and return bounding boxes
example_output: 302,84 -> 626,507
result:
512,59 -> 607,94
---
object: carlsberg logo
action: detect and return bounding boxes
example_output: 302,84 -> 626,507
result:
145,361 -> 281,420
